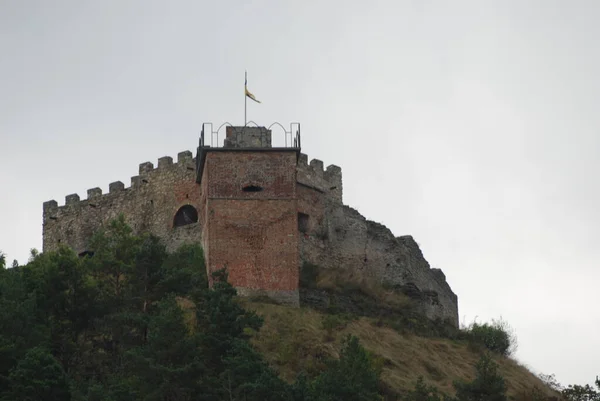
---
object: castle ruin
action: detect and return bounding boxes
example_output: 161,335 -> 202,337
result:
42,124 -> 458,326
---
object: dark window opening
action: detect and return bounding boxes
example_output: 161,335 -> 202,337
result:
174,205 -> 199,227
298,212 -> 309,233
242,185 -> 263,192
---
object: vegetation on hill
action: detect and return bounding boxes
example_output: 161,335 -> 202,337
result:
0,216 -> 596,400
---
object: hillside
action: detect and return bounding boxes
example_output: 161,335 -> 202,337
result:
245,301 -> 556,400
0,216 -> 580,400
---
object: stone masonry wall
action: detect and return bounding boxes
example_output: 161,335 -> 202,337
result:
296,153 -> 459,326
296,153 -> 342,204
43,151 -> 201,255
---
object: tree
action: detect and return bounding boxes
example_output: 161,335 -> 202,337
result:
192,269 -> 289,400
310,334 -> 382,401
290,372 -> 314,401
0,264 -> 49,385
0,252 -> 5,270
453,353 -> 507,401
219,338 -> 291,401
22,247 -> 97,372
406,376 -> 447,401
562,377 -> 600,401
3,346 -> 70,401
158,243 -> 207,297
195,269 -> 263,375
124,296 -> 204,401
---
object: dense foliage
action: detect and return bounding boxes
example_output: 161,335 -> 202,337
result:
561,379 -> 600,401
0,216 -> 383,400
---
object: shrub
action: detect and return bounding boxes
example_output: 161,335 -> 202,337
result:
310,334 -> 383,401
464,317 -> 517,357
453,353 -> 507,401
405,376 -> 447,401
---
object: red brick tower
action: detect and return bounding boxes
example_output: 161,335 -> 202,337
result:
195,125 -> 301,305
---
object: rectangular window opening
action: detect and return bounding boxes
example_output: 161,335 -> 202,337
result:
298,212 -> 309,233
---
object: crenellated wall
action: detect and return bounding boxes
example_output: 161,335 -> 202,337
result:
43,151 -> 201,255
42,135 -> 458,326
296,153 -> 343,204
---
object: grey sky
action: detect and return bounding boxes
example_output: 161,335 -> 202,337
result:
1,0 -> 598,388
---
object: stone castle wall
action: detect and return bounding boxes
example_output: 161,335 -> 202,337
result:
42,144 -> 459,326
42,151 -> 201,255
296,153 -> 458,326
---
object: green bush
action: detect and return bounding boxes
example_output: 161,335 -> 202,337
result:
464,318 -> 517,357
453,353 -> 507,401
309,334 -> 383,401
405,376 -> 447,401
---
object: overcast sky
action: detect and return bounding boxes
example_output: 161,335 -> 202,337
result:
1,0 -> 598,389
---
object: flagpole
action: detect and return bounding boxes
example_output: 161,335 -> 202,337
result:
244,70 -> 247,126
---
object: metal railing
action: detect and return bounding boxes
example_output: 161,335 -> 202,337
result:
199,122 -> 301,149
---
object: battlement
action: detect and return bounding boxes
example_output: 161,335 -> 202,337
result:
297,153 -> 343,203
43,150 -> 196,216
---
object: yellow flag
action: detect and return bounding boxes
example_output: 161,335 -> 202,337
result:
245,76 -> 261,103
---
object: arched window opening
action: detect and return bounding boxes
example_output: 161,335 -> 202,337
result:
173,205 -> 198,228
242,185 -> 263,192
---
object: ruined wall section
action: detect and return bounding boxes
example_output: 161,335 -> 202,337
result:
43,151 -> 202,255
296,154 -> 458,326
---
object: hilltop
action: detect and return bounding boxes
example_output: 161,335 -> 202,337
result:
0,217 -> 583,400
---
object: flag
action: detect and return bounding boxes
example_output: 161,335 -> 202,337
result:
245,75 -> 261,103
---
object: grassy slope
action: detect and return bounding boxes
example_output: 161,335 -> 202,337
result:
244,301 -> 556,400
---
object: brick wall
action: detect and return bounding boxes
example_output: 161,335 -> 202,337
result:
200,149 -> 300,305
